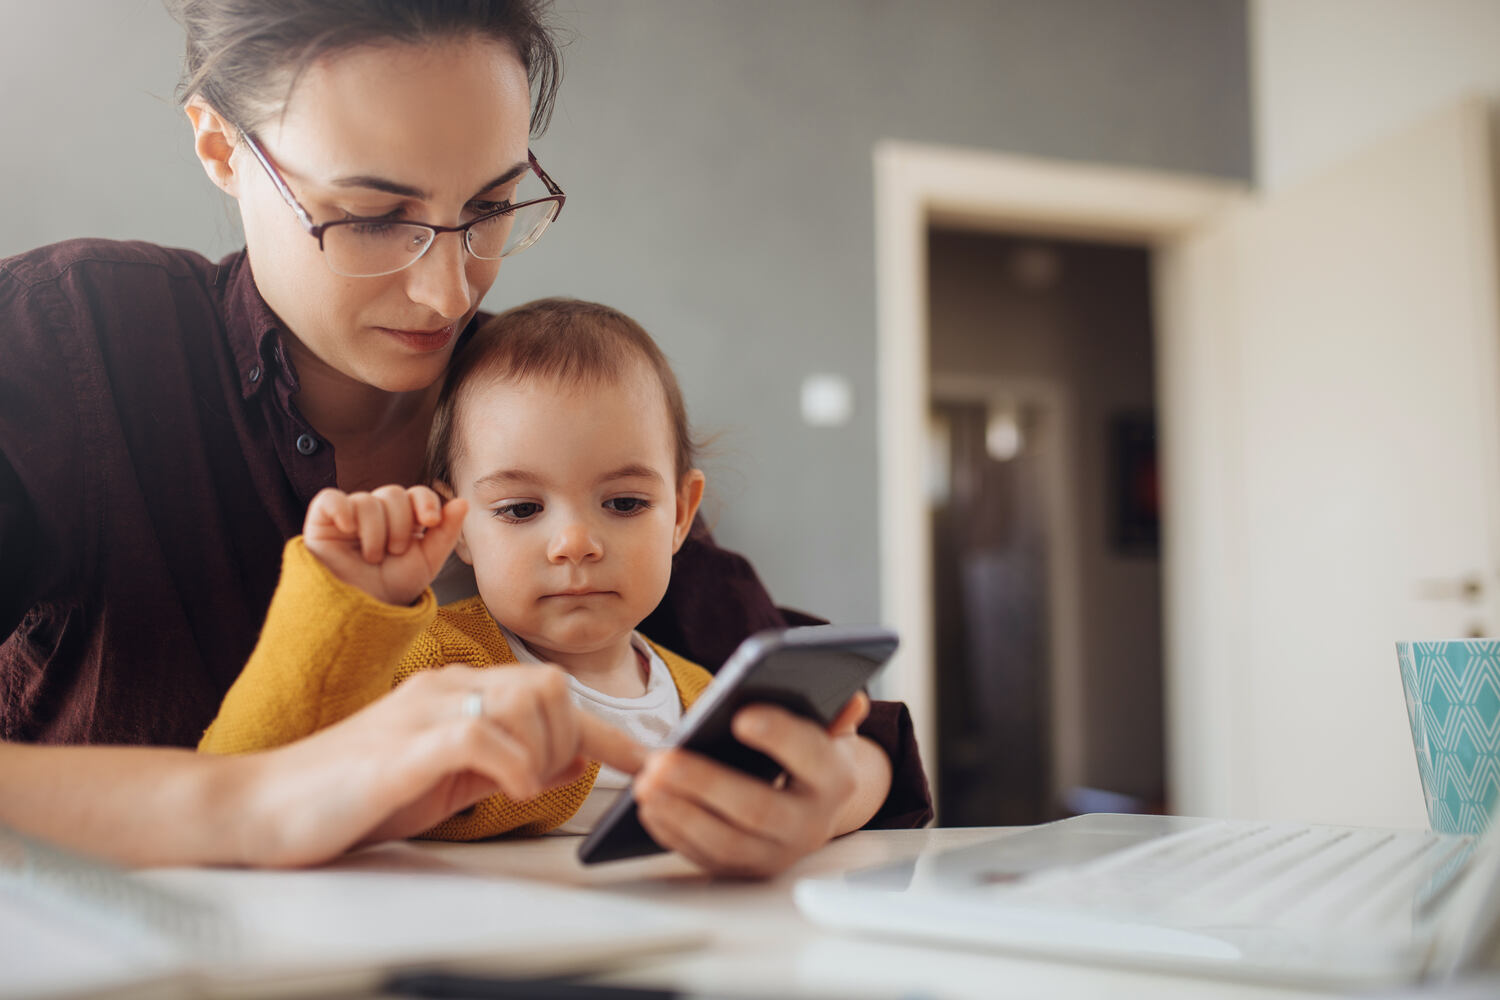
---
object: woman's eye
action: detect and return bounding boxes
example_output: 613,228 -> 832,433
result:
338,207 -> 406,232
347,221 -> 398,236
470,199 -> 514,217
494,501 -> 542,522
603,497 -> 651,515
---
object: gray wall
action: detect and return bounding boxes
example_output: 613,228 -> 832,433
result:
0,0 -> 1251,626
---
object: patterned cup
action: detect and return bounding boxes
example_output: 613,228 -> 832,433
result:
1396,640 -> 1500,834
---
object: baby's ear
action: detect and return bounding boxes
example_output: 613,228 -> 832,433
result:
672,469 -> 706,553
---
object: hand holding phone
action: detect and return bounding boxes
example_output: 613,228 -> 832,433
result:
578,625 -> 898,865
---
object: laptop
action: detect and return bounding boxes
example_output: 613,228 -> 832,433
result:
794,811 -> 1500,989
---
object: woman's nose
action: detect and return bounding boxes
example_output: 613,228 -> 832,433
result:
403,233 -> 473,320
547,519 -> 603,564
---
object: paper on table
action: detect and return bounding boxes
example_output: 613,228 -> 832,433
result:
1,830 -> 707,999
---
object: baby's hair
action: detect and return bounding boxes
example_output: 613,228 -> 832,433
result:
426,297 -> 698,489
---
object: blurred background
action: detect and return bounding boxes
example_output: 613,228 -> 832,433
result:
5,1 -> 1499,830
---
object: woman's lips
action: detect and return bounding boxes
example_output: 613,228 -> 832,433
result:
380,323 -> 456,353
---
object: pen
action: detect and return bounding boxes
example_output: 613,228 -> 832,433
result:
383,971 -> 680,999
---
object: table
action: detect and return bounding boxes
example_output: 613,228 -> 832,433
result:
385,827 -> 1391,1000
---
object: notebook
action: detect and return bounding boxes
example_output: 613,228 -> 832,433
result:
794,812 -> 1500,989
0,828 -> 707,1000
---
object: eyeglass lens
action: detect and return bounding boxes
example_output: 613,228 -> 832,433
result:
322,199 -> 562,278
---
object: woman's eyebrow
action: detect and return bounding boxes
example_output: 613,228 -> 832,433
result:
328,160 -> 532,200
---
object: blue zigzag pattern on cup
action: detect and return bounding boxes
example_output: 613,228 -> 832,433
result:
1398,641 -> 1500,835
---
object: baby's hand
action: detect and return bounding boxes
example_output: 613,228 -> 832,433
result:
303,486 -> 468,605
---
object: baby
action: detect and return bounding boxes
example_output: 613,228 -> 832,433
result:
203,298 -> 885,867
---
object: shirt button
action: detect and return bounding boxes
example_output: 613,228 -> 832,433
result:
295,433 -> 319,456
247,365 -> 261,383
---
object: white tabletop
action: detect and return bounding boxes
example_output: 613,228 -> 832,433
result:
387,827 -> 1378,1000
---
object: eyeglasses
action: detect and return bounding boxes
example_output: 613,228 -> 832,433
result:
238,130 -> 565,278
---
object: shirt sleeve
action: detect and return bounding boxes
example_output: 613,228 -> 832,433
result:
643,518 -> 935,829
198,537 -> 437,754
0,451 -> 42,642
0,268 -> 87,643
856,700 -> 934,829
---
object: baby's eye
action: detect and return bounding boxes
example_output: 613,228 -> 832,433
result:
603,497 -> 652,515
494,501 -> 542,522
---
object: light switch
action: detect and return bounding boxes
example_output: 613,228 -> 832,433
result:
800,374 -> 854,427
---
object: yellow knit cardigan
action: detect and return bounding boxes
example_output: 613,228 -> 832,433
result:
200,537 -> 713,838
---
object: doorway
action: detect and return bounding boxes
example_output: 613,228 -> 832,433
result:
878,102 -> 1500,828
872,140 -> 1246,817
927,232 -> 1165,825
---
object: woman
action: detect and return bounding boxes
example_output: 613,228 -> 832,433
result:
0,0 -> 930,872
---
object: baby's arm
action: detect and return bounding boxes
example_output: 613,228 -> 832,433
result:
199,537 -> 437,753
199,487 -> 468,755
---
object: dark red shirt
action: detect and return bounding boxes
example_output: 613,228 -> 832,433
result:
0,239 -> 930,828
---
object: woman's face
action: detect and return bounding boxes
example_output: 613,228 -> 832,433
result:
229,38 -> 532,394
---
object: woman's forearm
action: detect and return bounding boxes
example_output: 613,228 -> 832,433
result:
0,742 -> 259,866
0,663 -> 650,870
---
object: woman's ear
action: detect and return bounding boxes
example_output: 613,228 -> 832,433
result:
671,469 -> 706,553
184,97 -> 241,197
433,480 -> 474,565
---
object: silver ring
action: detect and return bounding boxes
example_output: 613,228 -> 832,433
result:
460,691 -> 484,720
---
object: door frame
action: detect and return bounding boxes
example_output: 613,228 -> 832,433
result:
873,140 -> 1246,812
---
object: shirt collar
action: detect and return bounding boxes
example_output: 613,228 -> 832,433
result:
499,623 -> 665,702
214,248 -> 297,401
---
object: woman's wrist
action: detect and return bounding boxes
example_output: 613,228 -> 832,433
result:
206,751 -> 277,867
214,740 -> 352,869
143,749 -> 271,867
833,735 -> 894,836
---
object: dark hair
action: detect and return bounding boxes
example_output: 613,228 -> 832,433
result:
427,298 -> 699,489
165,0 -> 562,137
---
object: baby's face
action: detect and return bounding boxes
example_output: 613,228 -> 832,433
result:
447,364 -> 699,665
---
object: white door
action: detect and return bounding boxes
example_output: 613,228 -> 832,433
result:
1157,98 -> 1500,828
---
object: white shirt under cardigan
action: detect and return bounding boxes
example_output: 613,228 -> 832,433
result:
496,625 -> 683,835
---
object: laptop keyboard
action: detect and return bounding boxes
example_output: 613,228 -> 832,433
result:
996,820 -> 1478,932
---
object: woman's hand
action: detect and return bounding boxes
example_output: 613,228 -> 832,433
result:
302,485 -> 467,605
0,663 -> 644,869
234,663 -> 645,867
629,692 -> 893,878
0,663 -> 643,869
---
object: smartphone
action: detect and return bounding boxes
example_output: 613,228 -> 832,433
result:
576,624 -> 899,865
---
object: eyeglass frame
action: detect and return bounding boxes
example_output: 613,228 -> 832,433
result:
236,128 -> 566,275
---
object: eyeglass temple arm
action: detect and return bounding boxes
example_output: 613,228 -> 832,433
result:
240,131 -> 318,232
529,151 -> 566,209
